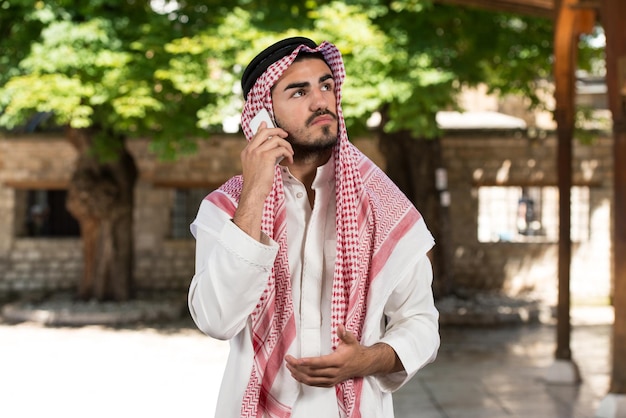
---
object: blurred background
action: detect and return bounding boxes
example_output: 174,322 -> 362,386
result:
0,0 -> 623,417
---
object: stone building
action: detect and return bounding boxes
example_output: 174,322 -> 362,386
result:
0,122 -> 613,305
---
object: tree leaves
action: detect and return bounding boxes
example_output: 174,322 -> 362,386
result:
0,0 -> 605,156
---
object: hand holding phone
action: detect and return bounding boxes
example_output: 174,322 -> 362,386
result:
249,109 -> 284,165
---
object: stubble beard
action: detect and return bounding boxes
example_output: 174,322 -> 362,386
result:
290,128 -> 337,163
277,111 -> 339,163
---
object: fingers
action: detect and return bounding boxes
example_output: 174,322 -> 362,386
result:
237,122 -> 293,217
247,122 -> 293,165
284,326 -> 364,387
286,354 -> 339,370
285,355 -> 341,387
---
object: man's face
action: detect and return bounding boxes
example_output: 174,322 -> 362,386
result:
271,57 -> 339,160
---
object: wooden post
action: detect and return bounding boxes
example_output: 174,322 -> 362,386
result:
597,0 -> 626,415
545,0 -> 594,384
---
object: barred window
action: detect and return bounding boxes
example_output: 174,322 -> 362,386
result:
170,188 -> 213,239
477,186 -> 589,243
15,189 -> 80,238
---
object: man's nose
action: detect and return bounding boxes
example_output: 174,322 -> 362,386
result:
309,88 -> 329,111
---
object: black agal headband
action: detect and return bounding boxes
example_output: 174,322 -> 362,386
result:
241,36 -> 318,100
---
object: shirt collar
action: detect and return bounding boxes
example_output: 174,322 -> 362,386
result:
312,156 -> 335,188
279,157 -> 336,188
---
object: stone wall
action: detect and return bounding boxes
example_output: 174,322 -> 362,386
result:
442,131 -> 612,304
0,239 -> 81,295
0,135 -> 80,296
0,132 -> 613,304
0,136 -> 77,253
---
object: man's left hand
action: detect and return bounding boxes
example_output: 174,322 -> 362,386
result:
284,324 -> 403,387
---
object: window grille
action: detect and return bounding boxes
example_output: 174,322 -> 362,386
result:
16,189 -> 80,237
170,188 -> 212,239
478,186 -> 589,243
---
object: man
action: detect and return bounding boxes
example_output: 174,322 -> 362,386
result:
188,37 -> 439,418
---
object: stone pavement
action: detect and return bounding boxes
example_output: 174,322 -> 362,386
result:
394,306 -> 613,418
0,305 -> 612,418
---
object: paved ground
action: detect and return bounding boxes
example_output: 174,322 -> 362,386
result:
0,306 -> 612,418
394,307 -> 613,418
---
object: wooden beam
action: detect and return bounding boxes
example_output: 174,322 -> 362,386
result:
435,0 -> 554,18
435,0 -> 600,18
2,180 -> 69,189
471,179 -> 602,187
150,179 -> 222,189
570,0 -> 601,9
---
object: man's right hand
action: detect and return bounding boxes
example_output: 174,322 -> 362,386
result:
233,122 -> 293,241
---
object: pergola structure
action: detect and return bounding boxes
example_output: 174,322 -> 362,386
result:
435,0 -> 626,415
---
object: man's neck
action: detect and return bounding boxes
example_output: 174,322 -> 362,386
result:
282,149 -> 333,191
282,149 -> 333,208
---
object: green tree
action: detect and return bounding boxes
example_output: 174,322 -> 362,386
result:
0,0 -> 602,301
0,1 -> 215,300
149,1 -> 562,296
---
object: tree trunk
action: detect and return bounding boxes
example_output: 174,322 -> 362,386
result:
377,128 -> 453,299
65,127 -> 138,301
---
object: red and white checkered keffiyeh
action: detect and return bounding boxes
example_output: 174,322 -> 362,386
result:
213,40 -> 423,418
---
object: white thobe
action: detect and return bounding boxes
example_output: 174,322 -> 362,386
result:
188,159 -> 439,417
280,161 -> 338,417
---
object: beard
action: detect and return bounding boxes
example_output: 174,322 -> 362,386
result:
276,110 -> 339,163
289,128 -> 337,162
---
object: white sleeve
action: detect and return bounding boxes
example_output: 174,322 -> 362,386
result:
187,198 -> 279,340
372,237 -> 440,392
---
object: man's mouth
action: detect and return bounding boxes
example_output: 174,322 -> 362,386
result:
307,111 -> 337,127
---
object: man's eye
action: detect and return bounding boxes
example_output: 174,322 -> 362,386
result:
292,90 -> 304,98
322,83 -> 333,91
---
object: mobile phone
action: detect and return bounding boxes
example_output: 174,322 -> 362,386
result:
249,108 -> 283,165
250,108 -> 275,134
